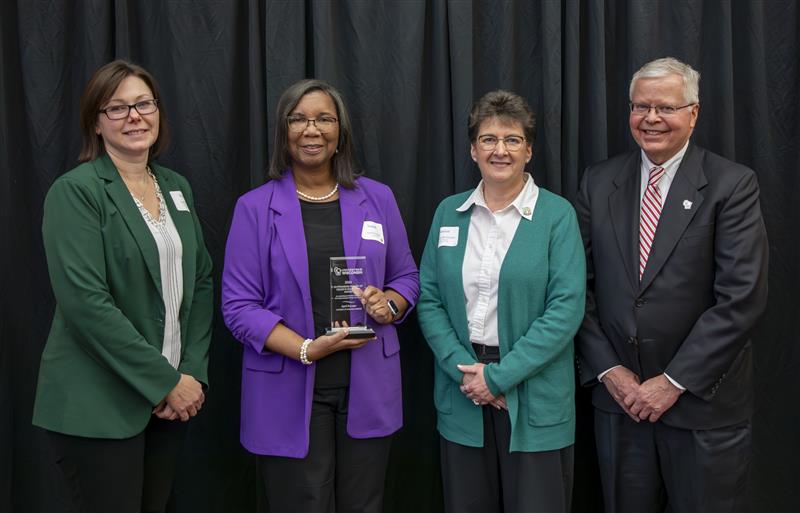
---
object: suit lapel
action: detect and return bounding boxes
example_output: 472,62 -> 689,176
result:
271,174 -> 311,301
608,152 -> 642,293
640,145 -> 706,290
338,182 -> 367,259
96,155 -> 162,297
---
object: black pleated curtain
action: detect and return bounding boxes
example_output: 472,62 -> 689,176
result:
2,1 -> 798,512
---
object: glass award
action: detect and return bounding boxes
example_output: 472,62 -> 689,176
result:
325,256 -> 376,339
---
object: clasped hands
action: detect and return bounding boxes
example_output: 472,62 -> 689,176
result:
153,373 -> 204,422
602,366 -> 683,423
457,363 -> 507,410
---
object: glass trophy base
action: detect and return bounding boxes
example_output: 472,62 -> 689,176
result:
325,326 -> 376,339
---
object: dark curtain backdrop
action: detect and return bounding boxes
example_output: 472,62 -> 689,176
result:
2,1 -> 798,512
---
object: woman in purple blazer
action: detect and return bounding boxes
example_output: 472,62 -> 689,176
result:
221,79 -> 419,513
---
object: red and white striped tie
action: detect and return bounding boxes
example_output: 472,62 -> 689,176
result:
639,166 -> 666,280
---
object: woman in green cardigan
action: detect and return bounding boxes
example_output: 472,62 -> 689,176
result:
418,90 -> 585,513
32,60 -> 212,513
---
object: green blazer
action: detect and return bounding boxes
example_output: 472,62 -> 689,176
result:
33,154 -> 213,439
418,187 -> 585,452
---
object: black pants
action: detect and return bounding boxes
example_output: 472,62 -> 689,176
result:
46,416 -> 187,513
258,387 -> 393,513
595,409 -> 752,513
439,345 -> 574,513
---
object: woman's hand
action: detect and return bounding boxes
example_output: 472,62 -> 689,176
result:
457,363 -> 497,405
353,286 -> 397,324
306,325 -> 375,361
163,374 -> 204,422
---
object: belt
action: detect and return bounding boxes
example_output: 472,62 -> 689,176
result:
472,343 -> 500,357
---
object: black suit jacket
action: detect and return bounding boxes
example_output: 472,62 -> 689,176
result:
575,144 -> 768,430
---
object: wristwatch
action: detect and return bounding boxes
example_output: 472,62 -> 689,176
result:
386,298 -> 400,318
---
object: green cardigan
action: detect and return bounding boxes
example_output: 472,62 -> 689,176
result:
418,187 -> 585,452
33,154 -> 213,439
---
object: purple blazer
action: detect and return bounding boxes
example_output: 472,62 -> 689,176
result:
221,172 -> 419,457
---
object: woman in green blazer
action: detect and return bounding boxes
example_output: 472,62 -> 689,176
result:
418,91 -> 586,513
32,60 -> 212,513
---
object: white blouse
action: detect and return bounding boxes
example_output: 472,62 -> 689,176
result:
456,174 -> 539,347
132,176 -> 184,369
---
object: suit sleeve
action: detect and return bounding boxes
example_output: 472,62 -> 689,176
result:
417,203 -> 476,384
665,171 -> 768,399
380,186 -> 420,322
177,179 -> 213,387
574,168 -> 626,384
42,178 -> 180,405
221,194 -> 285,354
483,204 -> 587,396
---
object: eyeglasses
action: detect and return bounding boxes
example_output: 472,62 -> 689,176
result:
629,103 -> 695,116
287,115 -> 339,133
99,99 -> 160,120
476,135 -> 527,152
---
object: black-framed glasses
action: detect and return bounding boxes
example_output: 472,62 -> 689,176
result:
287,115 -> 338,133
476,135 -> 526,152
629,103 -> 695,116
99,99 -> 160,120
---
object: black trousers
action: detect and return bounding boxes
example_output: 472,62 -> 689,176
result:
258,387 -> 393,513
595,409 -> 752,513
46,416 -> 187,513
439,345 -> 574,513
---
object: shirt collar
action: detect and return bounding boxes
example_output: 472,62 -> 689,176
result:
456,173 -> 539,220
641,140 -> 690,182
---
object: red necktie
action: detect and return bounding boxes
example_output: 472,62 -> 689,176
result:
639,166 -> 666,280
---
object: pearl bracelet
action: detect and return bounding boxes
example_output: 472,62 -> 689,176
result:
300,338 -> 314,365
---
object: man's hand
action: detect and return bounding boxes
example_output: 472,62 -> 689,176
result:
601,366 -> 642,422
624,374 -> 683,422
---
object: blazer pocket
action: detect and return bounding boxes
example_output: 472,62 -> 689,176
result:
680,223 -> 715,247
245,352 -> 285,373
382,334 -> 400,357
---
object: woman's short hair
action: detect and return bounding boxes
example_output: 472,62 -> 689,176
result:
629,57 -> 701,104
467,90 -> 536,146
79,60 -> 169,162
268,79 -> 360,188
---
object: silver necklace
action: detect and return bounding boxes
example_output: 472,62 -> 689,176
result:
296,183 -> 339,201
123,167 -> 152,202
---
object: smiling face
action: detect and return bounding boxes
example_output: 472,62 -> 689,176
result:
287,90 -> 340,176
95,76 -> 159,162
629,74 -> 699,165
470,117 -> 532,189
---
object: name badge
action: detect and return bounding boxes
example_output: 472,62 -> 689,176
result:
169,191 -> 190,212
361,221 -> 384,244
438,226 -> 459,247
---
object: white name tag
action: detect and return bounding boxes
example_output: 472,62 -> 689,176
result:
169,191 -> 190,212
361,221 -> 384,244
438,226 -> 459,247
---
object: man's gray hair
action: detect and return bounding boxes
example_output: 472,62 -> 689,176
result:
629,57 -> 701,104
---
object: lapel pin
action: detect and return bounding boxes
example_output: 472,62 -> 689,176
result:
522,206 -> 532,216
682,200 -> 692,210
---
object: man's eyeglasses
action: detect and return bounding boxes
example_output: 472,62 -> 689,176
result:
476,135 -> 527,152
99,99 -> 159,120
629,103 -> 695,116
287,115 -> 339,133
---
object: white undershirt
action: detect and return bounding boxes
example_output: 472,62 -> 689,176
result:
133,184 -> 184,369
457,173 -> 539,347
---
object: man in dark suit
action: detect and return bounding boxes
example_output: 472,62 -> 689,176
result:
576,57 -> 768,513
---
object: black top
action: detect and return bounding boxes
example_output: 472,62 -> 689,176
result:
300,199 -> 350,388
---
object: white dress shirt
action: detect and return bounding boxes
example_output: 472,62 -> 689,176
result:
457,173 -> 539,347
598,141 -> 690,390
